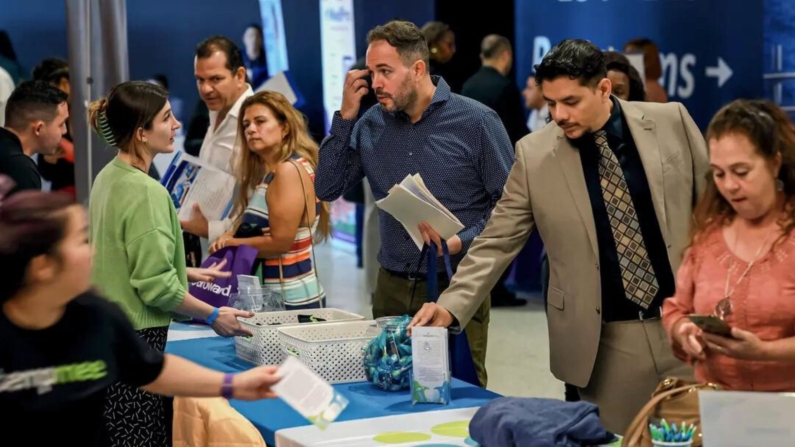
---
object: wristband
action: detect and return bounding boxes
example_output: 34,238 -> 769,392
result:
221,373 -> 234,399
205,307 -> 220,325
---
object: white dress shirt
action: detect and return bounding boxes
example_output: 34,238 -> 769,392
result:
527,104 -> 550,133
0,67 -> 14,127
199,85 -> 254,243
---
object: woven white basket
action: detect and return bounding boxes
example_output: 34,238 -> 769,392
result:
234,308 -> 364,366
277,320 -> 381,384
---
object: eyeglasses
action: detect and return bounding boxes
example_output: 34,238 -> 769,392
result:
714,297 -> 733,321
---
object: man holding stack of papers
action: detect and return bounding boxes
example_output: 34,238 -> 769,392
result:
376,173 -> 464,251
315,20 -> 514,388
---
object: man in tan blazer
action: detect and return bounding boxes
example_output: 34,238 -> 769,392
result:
411,39 -> 709,433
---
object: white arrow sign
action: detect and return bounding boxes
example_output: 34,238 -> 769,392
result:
706,57 -> 733,88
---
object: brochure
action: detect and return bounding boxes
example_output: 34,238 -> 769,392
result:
160,151 -> 236,223
272,355 -> 349,430
410,326 -> 452,405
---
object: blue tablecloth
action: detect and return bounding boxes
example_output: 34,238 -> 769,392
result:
165,336 -> 500,445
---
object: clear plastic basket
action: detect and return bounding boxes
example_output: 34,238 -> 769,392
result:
234,308 -> 364,366
277,320 -> 381,384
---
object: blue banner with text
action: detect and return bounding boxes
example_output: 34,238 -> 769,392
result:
515,0 -> 764,129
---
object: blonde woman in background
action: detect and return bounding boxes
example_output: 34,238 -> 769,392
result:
87,81 -> 253,446
211,91 -> 331,309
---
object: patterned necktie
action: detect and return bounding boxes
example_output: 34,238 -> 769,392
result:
594,130 -> 658,309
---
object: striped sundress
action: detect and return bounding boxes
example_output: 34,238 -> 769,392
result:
239,155 -> 325,308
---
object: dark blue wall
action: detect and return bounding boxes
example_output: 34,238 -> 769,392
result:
764,0 -> 795,118
0,0 -> 434,140
126,0 -> 261,122
514,0 -> 764,130
353,0 -> 435,59
0,0 -> 69,77
0,0 -> 261,126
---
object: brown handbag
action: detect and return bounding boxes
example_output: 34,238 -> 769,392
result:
622,378 -> 720,447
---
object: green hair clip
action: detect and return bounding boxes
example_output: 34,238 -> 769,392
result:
97,110 -> 117,147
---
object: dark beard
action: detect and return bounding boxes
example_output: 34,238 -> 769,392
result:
381,88 -> 417,114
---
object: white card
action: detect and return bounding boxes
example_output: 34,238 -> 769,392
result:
700,391 -> 795,445
411,327 -> 451,404
271,355 -> 349,430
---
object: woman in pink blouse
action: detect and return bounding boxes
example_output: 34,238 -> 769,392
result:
663,100 -> 795,391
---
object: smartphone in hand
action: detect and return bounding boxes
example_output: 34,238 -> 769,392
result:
688,314 -> 734,338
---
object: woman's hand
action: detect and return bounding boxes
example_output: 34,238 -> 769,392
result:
673,320 -> 706,360
186,259 -> 231,282
209,233 -> 237,255
703,327 -> 770,361
231,366 -> 281,400
179,203 -> 209,238
210,307 -> 255,337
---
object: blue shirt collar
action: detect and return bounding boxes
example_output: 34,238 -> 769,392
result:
393,75 -> 450,122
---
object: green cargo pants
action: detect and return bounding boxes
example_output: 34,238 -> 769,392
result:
372,267 -> 490,388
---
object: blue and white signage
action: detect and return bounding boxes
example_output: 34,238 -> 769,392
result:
320,0 -> 357,134
515,0 -> 764,128
259,0 -> 290,75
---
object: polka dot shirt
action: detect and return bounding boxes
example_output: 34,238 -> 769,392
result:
316,77 -> 515,274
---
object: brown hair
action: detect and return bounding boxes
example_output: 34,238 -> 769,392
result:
195,35 -> 245,74
0,176 -> 73,304
87,81 -> 168,162
604,51 -> 646,102
624,38 -> 663,80
421,21 -> 450,46
4,80 -> 67,130
368,20 -> 430,67
693,99 -> 795,243
232,91 -> 331,242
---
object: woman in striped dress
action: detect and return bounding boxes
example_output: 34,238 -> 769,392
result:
211,91 -> 331,309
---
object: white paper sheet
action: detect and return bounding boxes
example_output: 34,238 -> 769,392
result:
177,168 -> 236,222
375,174 -> 464,250
167,153 -> 236,223
400,174 -> 461,223
271,355 -> 349,430
699,391 -> 795,446
256,71 -> 298,105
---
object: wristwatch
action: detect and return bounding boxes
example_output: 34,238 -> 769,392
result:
222,373 -> 234,399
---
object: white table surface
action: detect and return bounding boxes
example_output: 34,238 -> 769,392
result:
275,407 -> 481,447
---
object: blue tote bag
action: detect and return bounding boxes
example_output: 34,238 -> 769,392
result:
411,240 -> 480,387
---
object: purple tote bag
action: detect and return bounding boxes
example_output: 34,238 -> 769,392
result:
188,245 -> 259,320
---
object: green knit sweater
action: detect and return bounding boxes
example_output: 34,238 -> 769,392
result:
90,157 -> 188,330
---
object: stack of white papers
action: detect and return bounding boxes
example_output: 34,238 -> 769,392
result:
375,174 -> 463,250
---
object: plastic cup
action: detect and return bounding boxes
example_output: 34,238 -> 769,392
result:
376,316 -> 401,329
652,441 -> 692,447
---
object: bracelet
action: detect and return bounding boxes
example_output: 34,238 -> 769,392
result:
221,373 -> 234,399
205,307 -> 220,325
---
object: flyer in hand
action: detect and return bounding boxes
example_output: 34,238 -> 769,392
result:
160,151 -> 237,222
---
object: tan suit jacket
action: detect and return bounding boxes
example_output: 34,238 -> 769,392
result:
438,99 -> 710,387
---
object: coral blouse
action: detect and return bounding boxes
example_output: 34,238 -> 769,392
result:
662,226 -> 795,391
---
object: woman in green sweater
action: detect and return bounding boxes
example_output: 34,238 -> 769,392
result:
87,81 -> 252,447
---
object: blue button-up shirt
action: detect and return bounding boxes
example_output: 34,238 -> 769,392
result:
316,77 -> 514,274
